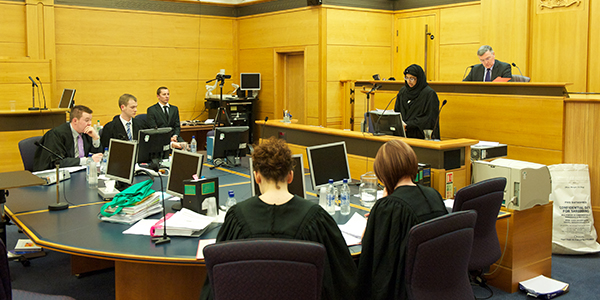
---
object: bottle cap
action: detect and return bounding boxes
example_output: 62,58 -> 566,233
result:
343,179 -> 348,184
328,179 -> 333,184
228,190 -> 235,197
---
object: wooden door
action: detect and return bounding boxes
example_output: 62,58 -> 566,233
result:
284,53 -> 305,124
395,15 -> 436,80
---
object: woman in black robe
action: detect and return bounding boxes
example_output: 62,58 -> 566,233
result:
394,64 -> 440,139
356,139 -> 447,300
200,137 -> 357,300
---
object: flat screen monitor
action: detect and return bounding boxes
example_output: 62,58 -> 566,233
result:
250,154 -> 306,199
105,139 -> 138,185
166,149 -> 204,198
368,111 -> 406,137
58,89 -> 76,109
212,126 -> 249,166
240,73 -> 261,91
137,127 -> 173,164
306,141 -> 352,190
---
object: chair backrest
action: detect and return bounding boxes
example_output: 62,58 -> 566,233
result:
452,177 -> 506,270
511,75 -> 531,82
135,113 -> 147,128
204,239 -> 326,300
18,136 -> 41,172
405,210 -> 477,300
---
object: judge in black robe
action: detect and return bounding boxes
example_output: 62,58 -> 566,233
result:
394,64 -> 440,139
200,137 -> 357,300
356,140 -> 447,300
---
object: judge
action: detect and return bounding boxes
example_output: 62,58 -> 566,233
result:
199,137 -> 357,300
356,139 -> 447,300
101,94 -> 144,147
394,64 -> 440,139
463,45 -> 512,81
33,105 -> 103,171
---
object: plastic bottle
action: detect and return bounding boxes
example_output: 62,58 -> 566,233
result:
326,179 -> 336,215
100,147 -> 109,174
96,120 -> 102,132
88,155 -> 98,188
226,190 -> 237,210
190,135 -> 197,153
340,178 -> 351,215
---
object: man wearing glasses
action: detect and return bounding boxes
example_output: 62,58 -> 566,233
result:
463,45 -> 512,81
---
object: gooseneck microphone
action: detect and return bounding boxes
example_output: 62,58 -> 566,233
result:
512,62 -> 524,76
373,95 -> 398,136
431,99 -> 447,140
36,77 -> 48,110
28,76 -> 39,111
28,76 -> 38,87
34,141 -> 69,211
462,65 -> 476,80
34,141 -> 65,160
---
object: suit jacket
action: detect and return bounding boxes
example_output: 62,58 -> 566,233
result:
100,115 -> 145,148
146,103 -> 183,142
463,59 -> 512,81
33,122 -> 102,171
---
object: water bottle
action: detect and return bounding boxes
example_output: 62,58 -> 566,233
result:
226,190 -> 237,210
86,154 -> 92,182
100,147 -> 108,174
88,155 -> 98,188
326,179 -> 336,215
190,135 -> 197,153
340,179 -> 351,215
96,120 -> 102,132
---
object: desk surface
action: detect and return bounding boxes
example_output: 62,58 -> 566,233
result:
6,157 -> 364,266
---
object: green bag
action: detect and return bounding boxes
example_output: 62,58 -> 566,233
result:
99,180 -> 156,217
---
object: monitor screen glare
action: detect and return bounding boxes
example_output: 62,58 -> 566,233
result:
166,149 -> 204,198
106,139 -> 138,184
306,141 -> 352,190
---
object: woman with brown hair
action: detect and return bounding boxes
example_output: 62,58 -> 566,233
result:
200,137 -> 357,300
356,139 -> 447,300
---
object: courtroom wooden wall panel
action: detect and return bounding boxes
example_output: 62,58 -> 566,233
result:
305,45 -> 320,81
588,0 -> 600,92
480,0 -> 529,76
530,1 -> 588,92
439,3 -> 480,45
306,81 -> 319,124
326,8 -> 393,47
0,129 -> 48,172
0,60 -> 52,110
0,2 -> 26,58
325,45 -> 392,82
394,13 -> 437,80
438,43 -> 479,81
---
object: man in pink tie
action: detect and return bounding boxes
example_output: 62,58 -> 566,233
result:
33,105 -> 103,171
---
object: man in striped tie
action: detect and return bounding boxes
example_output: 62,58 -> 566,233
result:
100,94 -> 145,149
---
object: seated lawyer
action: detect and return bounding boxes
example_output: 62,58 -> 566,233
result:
200,137 -> 357,300
357,139 -> 447,300
463,45 -> 512,81
101,93 -> 145,147
394,64 -> 440,139
33,105 -> 103,171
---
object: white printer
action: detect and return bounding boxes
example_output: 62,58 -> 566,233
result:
473,158 -> 551,210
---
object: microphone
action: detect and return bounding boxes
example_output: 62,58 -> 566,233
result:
34,141 -> 69,211
36,77 -> 48,110
512,62 -> 524,76
373,95 -> 398,136
462,65 -> 475,80
431,100 -> 447,140
34,141 -> 65,160
28,76 -> 38,87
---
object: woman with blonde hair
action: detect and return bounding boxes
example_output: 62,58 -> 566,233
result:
357,139 -> 447,300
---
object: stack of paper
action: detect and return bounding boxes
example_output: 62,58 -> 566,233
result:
100,192 -> 162,225
150,208 -> 215,237
519,275 -> 569,299
338,212 -> 368,246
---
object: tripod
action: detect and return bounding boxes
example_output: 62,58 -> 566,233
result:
207,75 -> 231,131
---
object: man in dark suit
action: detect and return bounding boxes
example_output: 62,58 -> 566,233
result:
33,105 -> 103,171
146,86 -> 184,143
463,45 -> 512,81
101,94 -> 145,148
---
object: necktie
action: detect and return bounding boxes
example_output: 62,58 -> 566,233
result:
485,68 -> 491,82
126,122 -> 132,140
77,134 -> 85,158
163,106 -> 169,120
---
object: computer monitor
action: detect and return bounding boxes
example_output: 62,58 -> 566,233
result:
368,111 -> 406,137
212,126 -> 249,167
105,139 -> 138,185
166,149 -> 204,199
250,154 -> 306,198
137,127 -> 173,164
58,89 -> 76,109
306,141 -> 352,190
240,73 -> 261,91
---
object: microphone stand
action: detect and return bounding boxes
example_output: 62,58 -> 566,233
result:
431,100 -> 447,140
28,80 -> 39,111
361,84 -> 381,133
151,169 -> 170,245
37,77 -> 48,110
34,141 -> 69,211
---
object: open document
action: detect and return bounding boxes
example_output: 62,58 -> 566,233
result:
338,212 -> 367,246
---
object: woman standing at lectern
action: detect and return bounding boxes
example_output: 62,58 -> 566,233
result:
394,64 -> 440,139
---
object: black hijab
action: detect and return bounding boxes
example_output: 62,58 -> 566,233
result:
403,64 -> 428,100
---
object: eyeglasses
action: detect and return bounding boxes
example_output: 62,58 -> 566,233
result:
404,77 -> 416,82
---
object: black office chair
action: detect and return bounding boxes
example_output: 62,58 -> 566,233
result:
405,210 -> 477,300
0,239 -> 75,300
18,136 -> 41,172
511,75 -> 531,82
135,113 -> 147,129
204,239 -> 326,300
452,177 -> 506,293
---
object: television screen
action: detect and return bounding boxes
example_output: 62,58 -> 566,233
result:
58,89 -> 76,109
368,111 -> 406,137
212,126 -> 249,167
137,127 -> 173,164
106,139 -> 137,185
166,149 -> 204,198
240,73 -> 261,91
306,141 -> 352,190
